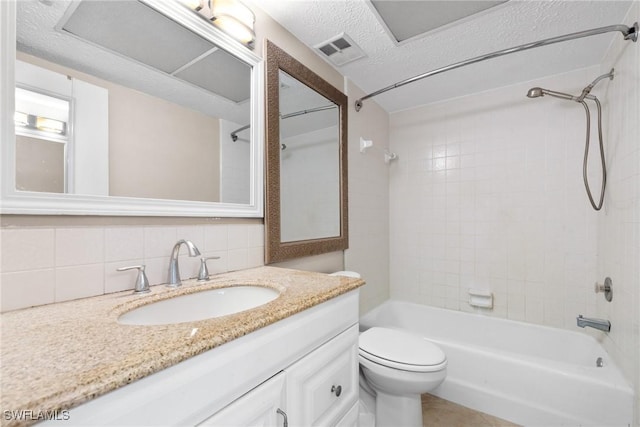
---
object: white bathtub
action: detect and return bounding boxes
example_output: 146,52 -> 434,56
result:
359,300 -> 634,426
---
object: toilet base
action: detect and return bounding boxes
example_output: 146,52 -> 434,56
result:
375,390 -> 422,427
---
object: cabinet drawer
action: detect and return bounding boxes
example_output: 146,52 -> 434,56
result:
285,325 -> 359,426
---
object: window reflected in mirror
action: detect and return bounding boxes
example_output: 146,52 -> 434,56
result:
14,88 -> 70,194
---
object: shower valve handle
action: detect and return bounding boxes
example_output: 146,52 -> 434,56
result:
595,277 -> 613,302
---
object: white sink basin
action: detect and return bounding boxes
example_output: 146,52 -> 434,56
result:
118,286 -> 280,326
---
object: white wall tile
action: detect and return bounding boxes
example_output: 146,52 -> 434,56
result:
248,246 -> 264,268
144,256 -> 170,286
55,228 -> 104,267
143,227 -> 177,259
1,269 -> 55,312
1,228 -> 55,272
201,251 -> 227,275
227,248 -> 248,272
596,2 -> 640,420
390,66 -> 604,325
204,224 -> 228,252
104,227 -> 144,262
247,224 -> 264,248
227,225 -> 248,250
55,264 -> 104,302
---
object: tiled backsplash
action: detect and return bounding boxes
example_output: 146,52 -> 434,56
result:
1,223 -> 264,312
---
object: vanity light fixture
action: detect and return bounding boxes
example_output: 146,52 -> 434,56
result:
14,112 -> 67,136
176,0 -> 255,48
210,0 -> 256,47
176,0 -> 205,11
35,116 -> 66,135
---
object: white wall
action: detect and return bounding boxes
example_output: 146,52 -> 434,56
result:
596,2 -> 640,421
346,80 -> 390,315
220,119 -> 251,204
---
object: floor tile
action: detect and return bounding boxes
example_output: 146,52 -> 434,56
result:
422,394 -> 520,427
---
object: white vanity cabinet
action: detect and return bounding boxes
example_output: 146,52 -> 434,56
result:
285,325 -> 359,426
199,325 -> 359,427
53,290 -> 360,427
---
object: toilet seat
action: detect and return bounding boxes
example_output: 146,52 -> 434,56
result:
359,327 -> 446,373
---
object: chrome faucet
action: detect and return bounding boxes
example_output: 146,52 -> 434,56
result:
167,239 -> 201,287
577,315 -> 611,332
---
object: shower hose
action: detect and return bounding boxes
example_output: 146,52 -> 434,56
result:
579,97 -> 607,211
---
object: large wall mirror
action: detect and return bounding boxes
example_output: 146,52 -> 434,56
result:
0,0 -> 263,217
265,41 -> 348,263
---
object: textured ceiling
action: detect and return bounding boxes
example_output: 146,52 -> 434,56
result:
253,0 -> 635,112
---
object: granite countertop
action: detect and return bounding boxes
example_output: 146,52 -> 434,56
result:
0,266 -> 364,426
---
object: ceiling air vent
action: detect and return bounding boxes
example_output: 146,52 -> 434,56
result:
314,33 -> 365,67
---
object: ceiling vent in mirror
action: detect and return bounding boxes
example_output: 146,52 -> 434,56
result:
314,33 -> 366,67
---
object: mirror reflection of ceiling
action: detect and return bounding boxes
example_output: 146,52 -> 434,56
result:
370,0 -> 508,43
16,0 -> 251,124
279,71 -> 337,139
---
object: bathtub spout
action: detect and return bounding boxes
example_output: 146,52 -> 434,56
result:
577,315 -> 611,332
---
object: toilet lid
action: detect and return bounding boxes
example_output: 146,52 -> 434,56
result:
359,327 -> 446,372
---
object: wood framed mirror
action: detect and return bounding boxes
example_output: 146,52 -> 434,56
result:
264,40 -> 348,263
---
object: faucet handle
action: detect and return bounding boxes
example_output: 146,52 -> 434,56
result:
594,277 -> 613,302
117,265 -> 150,294
197,256 -> 220,282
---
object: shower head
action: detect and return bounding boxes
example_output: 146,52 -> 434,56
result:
526,87 -> 544,98
526,87 -> 577,101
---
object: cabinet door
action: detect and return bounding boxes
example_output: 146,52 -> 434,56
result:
335,403 -> 359,427
198,372 -> 287,427
285,325 -> 359,426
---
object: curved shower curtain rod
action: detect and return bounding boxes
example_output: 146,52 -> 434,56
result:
354,22 -> 638,112
230,104 -> 337,141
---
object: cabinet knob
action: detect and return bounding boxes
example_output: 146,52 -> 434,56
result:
331,385 -> 342,397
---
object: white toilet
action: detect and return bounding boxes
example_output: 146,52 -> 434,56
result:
329,271 -> 447,426
359,327 -> 447,427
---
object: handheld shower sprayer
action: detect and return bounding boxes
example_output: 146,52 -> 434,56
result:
526,87 -> 544,98
526,87 -> 586,101
526,69 -> 614,211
